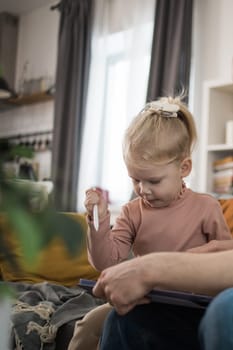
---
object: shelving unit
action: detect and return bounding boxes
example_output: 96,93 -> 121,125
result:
200,80 -> 233,195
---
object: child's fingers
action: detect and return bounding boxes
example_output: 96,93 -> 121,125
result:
84,189 -> 102,216
85,189 -> 100,203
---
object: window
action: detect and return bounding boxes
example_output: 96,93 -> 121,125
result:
78,0 -> 155,211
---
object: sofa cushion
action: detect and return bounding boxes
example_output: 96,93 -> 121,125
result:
218,198 -> 233,236
0,212 -> 100,286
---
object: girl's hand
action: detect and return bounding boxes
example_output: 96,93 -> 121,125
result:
84,188 -> 108,220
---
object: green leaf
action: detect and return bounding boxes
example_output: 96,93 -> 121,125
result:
0,144 -> 85,268
9,145 -> 34,159
5,206 -> 43,265
0,141 -> 34,162
0,282 -> 15,298
51,212 -> 85,256
34,210 -> 85,256
0,228 -> 20,272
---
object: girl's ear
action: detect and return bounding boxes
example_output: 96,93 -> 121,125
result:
180,157 -> 192,177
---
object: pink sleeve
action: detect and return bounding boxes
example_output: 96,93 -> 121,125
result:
203,200 -> 232,241
86,205 -> 136,271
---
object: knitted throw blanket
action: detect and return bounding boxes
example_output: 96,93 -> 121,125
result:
5,281 -> 103,350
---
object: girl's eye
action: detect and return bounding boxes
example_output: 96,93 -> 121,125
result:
132,179 -> 140,184
150,180 -> 161,185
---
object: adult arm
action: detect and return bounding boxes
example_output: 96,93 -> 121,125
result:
93,250 -> 233,315
187,239 -> 233,253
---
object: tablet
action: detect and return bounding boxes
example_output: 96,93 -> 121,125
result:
78,278 -> 212,309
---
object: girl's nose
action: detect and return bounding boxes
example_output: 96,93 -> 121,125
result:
139,182 -> 151,194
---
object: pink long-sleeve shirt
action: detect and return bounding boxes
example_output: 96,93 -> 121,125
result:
87,188 -> 232,271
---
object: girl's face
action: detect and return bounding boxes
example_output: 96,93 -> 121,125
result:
126,159 -> 191,208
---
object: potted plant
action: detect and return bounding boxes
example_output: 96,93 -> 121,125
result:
0,139 -> 84,348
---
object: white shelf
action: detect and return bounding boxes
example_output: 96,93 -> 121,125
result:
200,81 -> 233,194
203,80 -> 233,92
0,91 -> 54,112
207,144 -> 233,151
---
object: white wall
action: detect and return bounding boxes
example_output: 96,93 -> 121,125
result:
0,2 -> 59,180
15,2 -> 58,88
191,0 -> 233,191
194,0 -> 233,82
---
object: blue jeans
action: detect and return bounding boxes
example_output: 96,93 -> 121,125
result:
199,287 -> 233,350
100,302 -> 205,350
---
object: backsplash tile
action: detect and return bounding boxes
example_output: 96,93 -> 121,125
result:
0,101 -> 54,180
0,101 -> 54,137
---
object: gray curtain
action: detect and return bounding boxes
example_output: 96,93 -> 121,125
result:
51,0 -> 94,211
146,0 -> 193,103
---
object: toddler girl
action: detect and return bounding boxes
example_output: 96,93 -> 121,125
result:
68,96 -> 231,350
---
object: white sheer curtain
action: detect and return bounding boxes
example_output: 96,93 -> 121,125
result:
78,0 -> 155,211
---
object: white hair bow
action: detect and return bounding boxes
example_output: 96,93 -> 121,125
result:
146,101 -> 180,117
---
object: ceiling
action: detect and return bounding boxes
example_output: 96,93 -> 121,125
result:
0,0 -> 55,15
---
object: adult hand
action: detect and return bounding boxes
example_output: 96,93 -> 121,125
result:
84,188 -> 108,219
187,239 -> 233,253
93,257 -> 151,315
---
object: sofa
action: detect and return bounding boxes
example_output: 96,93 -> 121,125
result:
1,199 -> 233,350
218,198 -> 233,234
0,212 -> 101,350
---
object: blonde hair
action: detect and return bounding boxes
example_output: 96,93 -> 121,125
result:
123,96 -> 197,166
